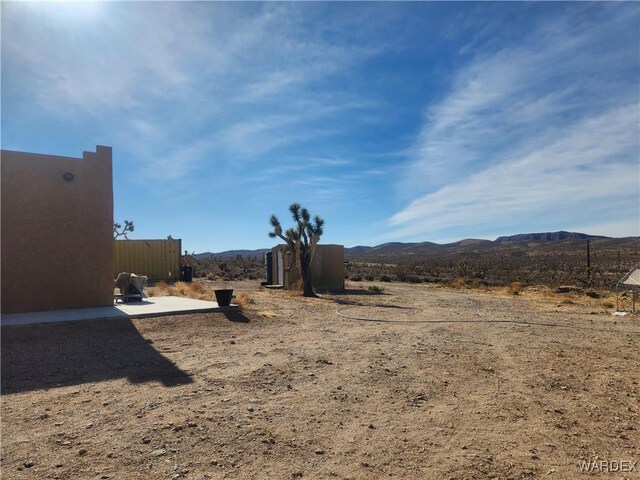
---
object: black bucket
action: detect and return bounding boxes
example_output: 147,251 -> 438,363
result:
215,289 -> 233,307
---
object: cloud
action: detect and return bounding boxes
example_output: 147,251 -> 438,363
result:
391,104 -> 639,237
3,2 -> 388,185
565,220 -> 640,239
392,5 -> 639,239
402,5 -> 638,192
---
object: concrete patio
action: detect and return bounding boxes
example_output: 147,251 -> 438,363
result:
1,296 -> 237,327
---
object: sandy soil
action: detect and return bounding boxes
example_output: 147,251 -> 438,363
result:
2,281 -> 639,480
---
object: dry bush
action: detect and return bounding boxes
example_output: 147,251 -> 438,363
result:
189,282 -> 206,294
454,277 -> 466,288
147,281 -> 170,297
507,282 -> 524,295
258,310 -> 278,318
560,297 -> 575,305
171,282 -> 189,296
367,285 -> 385,294
601,300 -> 615,309
233,292 -> 253,310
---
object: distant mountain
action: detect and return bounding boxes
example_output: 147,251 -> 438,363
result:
196,232 -> 625,260
194,249 -> 269,260
345,246 -> 373,255
494,231 -> 609,243
344,232 -> 618,258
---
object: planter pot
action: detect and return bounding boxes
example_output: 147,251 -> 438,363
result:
214,289 -> 234,307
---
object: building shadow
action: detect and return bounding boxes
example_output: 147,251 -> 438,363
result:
1,318 -> 193,395
222,310 -> 251,323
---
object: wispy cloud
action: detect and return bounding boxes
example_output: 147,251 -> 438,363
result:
3,2 -> 387,186
392,4 -> 639,240
392,103 -> 639,238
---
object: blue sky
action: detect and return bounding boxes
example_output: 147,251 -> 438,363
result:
2,1 -> 639,252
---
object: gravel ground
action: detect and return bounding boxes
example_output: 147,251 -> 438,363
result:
2,281 -> 639,479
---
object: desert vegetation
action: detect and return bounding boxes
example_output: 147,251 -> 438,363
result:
191,255 -> 265,281
113,219 -> 135,239
190,237 -> 639,308
344,237 -> 639,291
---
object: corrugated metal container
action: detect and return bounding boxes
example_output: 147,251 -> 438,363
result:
114,239 -> 182,282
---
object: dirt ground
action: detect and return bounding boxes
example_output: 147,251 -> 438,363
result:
2,281 -> 639,480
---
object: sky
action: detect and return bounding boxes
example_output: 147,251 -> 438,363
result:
2,1 -> 639,252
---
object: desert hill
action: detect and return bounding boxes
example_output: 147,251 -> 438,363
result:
195,231 -> 635,259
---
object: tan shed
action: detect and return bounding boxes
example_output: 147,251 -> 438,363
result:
269,244 -> 345,292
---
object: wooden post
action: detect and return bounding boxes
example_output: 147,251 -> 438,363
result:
586,239 -> 591,281
617,250 -> 621,278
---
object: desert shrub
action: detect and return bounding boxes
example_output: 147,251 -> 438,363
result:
351,275 -> 363,282
367,275 -> 374,281
454,260 -> 470,279
367,285 -> 385,293
172,281 -> 189,296
394,265 -> 411,282
453,277 -> 466,288
380,274 -> 392,282
233,292 -> 253,310
507,281 -> 524,295
601,301 -> 614,309
154,281 -> 169,292
189,282 -> 206,294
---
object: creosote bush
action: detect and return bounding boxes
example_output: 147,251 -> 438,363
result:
233,292 -> 253,310
507,282 -> 524,295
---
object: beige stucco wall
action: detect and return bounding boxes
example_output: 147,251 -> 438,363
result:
1,146 -> 114,314
272,244 -> 345,291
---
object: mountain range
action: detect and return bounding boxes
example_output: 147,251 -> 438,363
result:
195,231 -> 634,259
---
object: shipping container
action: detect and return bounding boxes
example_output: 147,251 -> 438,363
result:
114,239 -> 181,282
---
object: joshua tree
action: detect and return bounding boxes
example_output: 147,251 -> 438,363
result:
113,220 -> 135,239
269,203 -> 324,297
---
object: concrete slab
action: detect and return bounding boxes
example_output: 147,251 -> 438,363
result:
1,296 -> 238,327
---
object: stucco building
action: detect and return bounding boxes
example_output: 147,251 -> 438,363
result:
1,146 -> 114,314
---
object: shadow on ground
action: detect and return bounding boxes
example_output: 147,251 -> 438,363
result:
222,310 -> 251,323
1,318 -> 193,394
